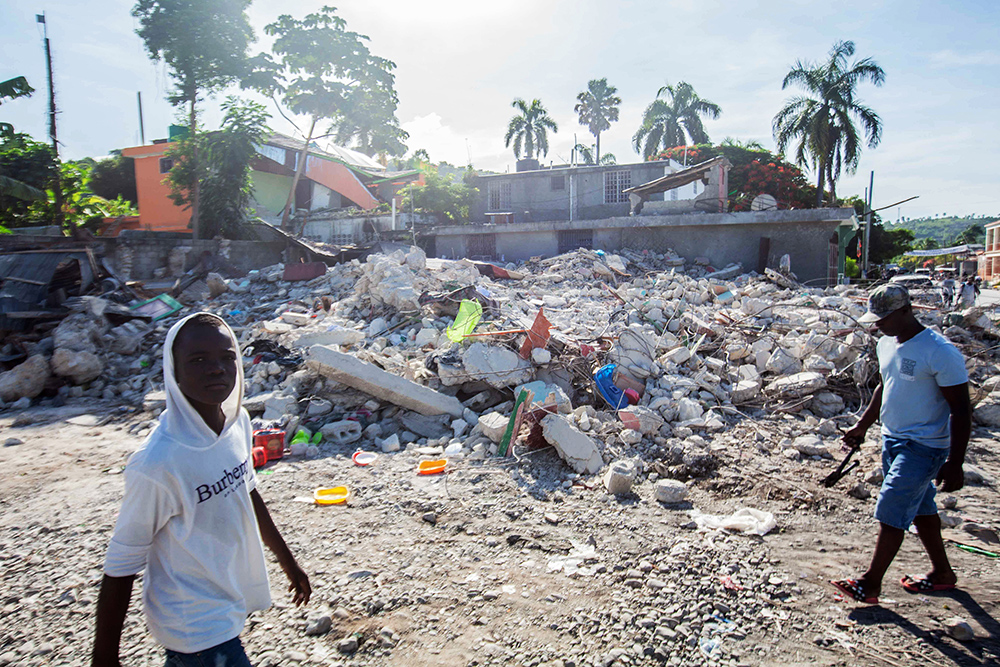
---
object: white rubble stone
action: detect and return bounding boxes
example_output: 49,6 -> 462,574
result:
655,479 -> 689,504
478,412 -> 509,444
620,429 -> 642,445
451,419 -> 468,438
618,405 -> 664,434
379,434 -> 401,453
415,328 -> 439,347
367,318 -> 388,337
604,460 -> 636,495
738,364 -> 760,381
792,435 -> 832,458
726,343 -> 750,360
609,324 -> 658,378
811,391 -> 845,418
731,379 -> 762,403
52,313 -> 105,353
662,346 -> 691,365
294,328 -> 365,348
765,371 -> 827,399
531,348 -> 552,364
648,397 -> 679,422
307,398 -> 333,416
742,298 -> 772,318
944,617 -> 975,642
541,414 -> 603,474
281,311 -> 311,326
0,355 -> 50,402
765,347 -> 802,375
109,322 -> 146,355
404,246 -> 426,270
320,420 -> 363,445
676,397 -> 704,422
973,401 -> 1000,426
206,273 -> 228,298
263,391 -> 298,421
307,345 -> 464,417
803,355 -> 836,373
51,348 -> 103,385
462,343 -> 534,389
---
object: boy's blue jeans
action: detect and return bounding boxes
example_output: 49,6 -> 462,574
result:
874,437 -> 949,531
164,637 -> 251,667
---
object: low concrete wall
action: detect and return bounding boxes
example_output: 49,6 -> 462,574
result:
428,208 -> 856,284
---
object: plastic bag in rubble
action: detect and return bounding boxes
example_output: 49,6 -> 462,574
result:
689,508 -> 776,536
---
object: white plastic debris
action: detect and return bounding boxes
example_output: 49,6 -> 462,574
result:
690,508 -> 777,536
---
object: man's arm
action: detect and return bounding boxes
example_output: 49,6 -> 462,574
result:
92,574 -> 135,667
936,383 -> 972,492
843,383 -> 883,448
250,489 -> 311,605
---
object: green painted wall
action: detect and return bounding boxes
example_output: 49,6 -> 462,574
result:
252,171 -> 293,217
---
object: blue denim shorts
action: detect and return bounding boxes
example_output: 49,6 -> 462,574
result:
164,637 -> 251,667
874,437 -> 950,530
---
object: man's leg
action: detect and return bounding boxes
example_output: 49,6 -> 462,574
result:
855,522 -> 905,599
912,514 -> 957,586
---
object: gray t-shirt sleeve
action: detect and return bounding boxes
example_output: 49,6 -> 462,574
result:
930,342 -> 968,388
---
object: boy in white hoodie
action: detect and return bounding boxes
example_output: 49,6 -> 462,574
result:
92,313 -> 310,666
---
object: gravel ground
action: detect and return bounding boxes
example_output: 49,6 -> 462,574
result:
1,405 -> 998,667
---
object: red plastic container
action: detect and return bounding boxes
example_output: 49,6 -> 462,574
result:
253,429 -> 285,461
252,446 -> 268,469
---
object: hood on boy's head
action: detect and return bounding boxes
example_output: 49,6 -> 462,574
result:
160,312 -> 244,446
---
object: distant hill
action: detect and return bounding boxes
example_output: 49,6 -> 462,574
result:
889,214 -> 996,245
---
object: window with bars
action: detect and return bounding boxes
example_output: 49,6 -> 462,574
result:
603,170 -> 631,204
558,229 -> 593,254
488,181 -> 511,210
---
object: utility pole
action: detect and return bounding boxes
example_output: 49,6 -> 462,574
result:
137,92 -> 145,144
37,12 -> 64,229
862,171 -> 874,278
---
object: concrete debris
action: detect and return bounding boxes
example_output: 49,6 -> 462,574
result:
541,414 -> 603,474
765,371 -> 827,399
655,479 -> 689,504
319,420 -> 362,445
0,355 -> 51,402
206,272 -> 228,298
307,345 -> 463,418
51,348 -> 104,385
944,617 -> 976,642
604,460 -> 637,495
791,435 -> 832,459
478,412 -> 509,444
462,342 -> 534,389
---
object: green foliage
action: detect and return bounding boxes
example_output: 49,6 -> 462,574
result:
0,133 -> 58,225
633,82 -> 721,159
401,167 -> 477,224
844,257 -> 861,278
88,152 -> 137,205
250,6 -> 404,152
166,97 -> 270,238
843,195 -> 914,265
505,98 -> 558,160
890,215 -> 995,245
0,76 -> 34,104
773,40 -> 885,205
574,78 -> 621,164
131,0 -> 254,109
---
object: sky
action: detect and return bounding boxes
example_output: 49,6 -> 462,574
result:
2,0 -> 998,221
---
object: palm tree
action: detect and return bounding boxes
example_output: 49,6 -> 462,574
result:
504,98 -> 558,160
574,78 -> 621,165
632,82 -> 721,159
772,40 -> 885,207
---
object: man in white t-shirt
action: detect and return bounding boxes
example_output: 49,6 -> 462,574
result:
92,314 -> 311,666
831,284 -> 971,604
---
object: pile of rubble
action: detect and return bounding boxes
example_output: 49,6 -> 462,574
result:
4,244 -> 998,484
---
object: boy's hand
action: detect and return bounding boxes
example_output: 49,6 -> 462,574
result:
282,561 -> 311,606
936,460 -> 964,493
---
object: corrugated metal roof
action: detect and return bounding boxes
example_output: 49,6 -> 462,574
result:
0,250 -> 95,331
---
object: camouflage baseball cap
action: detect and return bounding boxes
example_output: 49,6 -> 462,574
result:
858,283 -> 910,323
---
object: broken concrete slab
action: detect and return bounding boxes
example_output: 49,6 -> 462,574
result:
791,435 -> 832,458
263,391 -> 298,421
604,460 -> 636,495
655,479 -> 688,504
51,348 -> 103,385
307,345 -> 464,418
730,379 -> 762,403
320,420 -> 363,445
811,392 -> 845,418
400,411 -> 452,439
764,372 -> 827,399
765,347 -> 802,375
617,406 -> 664,435
0,355 -> 50,402
462,342 -> 534,389
293,327 -> 365,348
478,412 -> 509,444
541,414 -> 603,475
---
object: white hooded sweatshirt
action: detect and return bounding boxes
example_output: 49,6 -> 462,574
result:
103,313 -> 271,653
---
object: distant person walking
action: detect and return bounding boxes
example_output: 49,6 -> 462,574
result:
941,277 -> 955,309
958,278 -> 977,308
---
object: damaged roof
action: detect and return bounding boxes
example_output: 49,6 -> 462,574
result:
0,249 -> 97,330
623,156 -> 730,197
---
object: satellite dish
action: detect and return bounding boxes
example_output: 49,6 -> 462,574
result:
751,194 -> 777,211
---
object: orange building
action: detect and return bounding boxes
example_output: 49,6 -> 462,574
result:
120,140 -> 191,233
109,133 -> 421,236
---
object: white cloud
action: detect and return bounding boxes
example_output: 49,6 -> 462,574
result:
929,50 -> 1000,67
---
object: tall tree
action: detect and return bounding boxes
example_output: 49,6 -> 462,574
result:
504,98 -> 558,160
574,78 -> 620,165
332,86 -> 408,161
166,97 -> 269,238
88,152 -> 137,205
132,0 -> 255,238
247,6 -> 402,229
772,40 -> 885,206
632,82 -> 721,159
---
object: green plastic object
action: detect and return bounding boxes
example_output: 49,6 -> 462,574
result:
446,299 -> 483,342
310,431 -> 322,445
129,294 -> 183,322
289,430 -> 310,445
